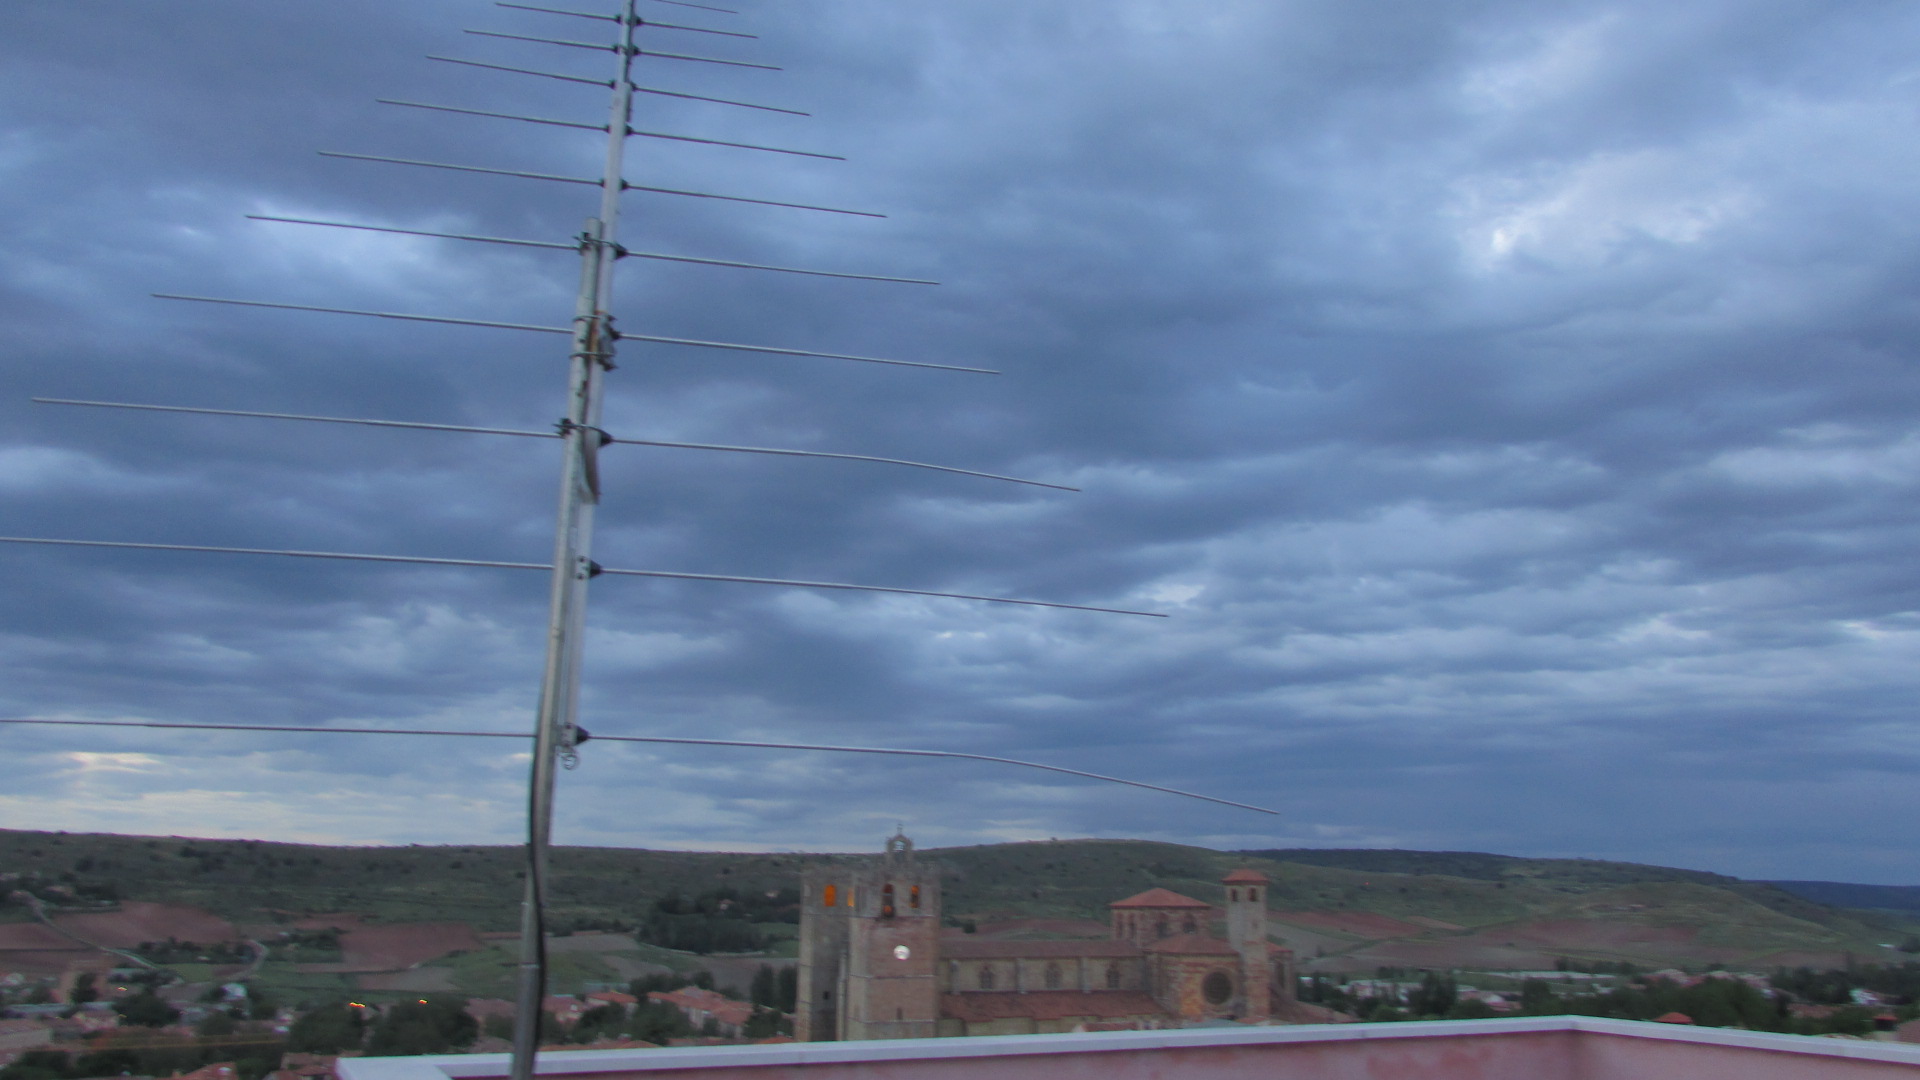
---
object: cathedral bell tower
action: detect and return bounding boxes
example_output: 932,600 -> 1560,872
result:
1222,868 -> 1272,1020
842,831 -> 941,1040
798,831 -> 942,1041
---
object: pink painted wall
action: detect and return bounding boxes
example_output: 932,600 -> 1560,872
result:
348,1018 -> 1920,1080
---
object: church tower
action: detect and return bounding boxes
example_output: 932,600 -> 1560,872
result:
796,859 -> 853,1041
840,831 -> 942,1040
1222,868 -> 1272,1020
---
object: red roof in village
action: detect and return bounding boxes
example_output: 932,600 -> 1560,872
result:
1653,1012 -> 1694,1025
1221,869 -> 1270,884
1108,888 -> 1211,910
585,991 -> 637,1006
1142,933 -> 1240,957
942,939 -> 1143,960
941,991 -> 1166,1023
650,988 -> 755,1027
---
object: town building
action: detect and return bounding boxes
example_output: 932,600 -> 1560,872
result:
795,833 -> 1298,1040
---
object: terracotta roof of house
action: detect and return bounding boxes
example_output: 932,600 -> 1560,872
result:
942,939 -> 1143,960
586,991 -> 637,1006
1654,1012 -> 1694,1025
649,988 -> 754,1027
1221,869 -> 1270,884
1142,933 -> 1240,957
1108,888 -> 1212,910
940,991 -> 1167,1023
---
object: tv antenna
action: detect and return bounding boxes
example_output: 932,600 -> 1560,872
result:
3,2 -> 1275,1075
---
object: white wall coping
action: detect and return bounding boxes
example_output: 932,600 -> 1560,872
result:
337,1015 -> 1920,1080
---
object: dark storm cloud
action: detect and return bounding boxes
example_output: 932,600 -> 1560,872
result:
6,0 -> 1920,882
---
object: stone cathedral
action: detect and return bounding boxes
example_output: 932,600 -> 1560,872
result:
796,833 -> 1298,1040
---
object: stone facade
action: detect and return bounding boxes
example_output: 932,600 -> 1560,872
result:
797,833 -> 1296,1041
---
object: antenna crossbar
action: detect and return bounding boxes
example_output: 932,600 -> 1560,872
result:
624,250 -> 936,284
318,150 -> 599,186
637,48 -> 778,71
0,537 -> 1166,617
31,399 -> 552,440
152,294 -> 570,335
428,54 -> 612,87
633,84 -> 808,116
638,19 -> 756,39
318,151 -> 872,215
0,718 -> 1273,814
465,28 -> 617,52
496,2 -> 618,22
622,182 -> 882,218
32,399 -> 1076,490
246,215 -> 576,252
380,99 -> 607,132
629,128 -> 843,160
247,216 -> 929,282
647,0 -> 740,13
621,332 -> 992,374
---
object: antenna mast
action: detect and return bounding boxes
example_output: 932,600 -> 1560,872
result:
509,1 -> 635,1073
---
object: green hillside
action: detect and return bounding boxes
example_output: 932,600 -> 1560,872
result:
1,829 -> 1910,975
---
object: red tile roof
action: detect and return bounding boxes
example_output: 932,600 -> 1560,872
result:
940,991 -> 1166,1023
649,988 -> 754,1028
1221,869 -> 1270,884
942,939 -> 1143,960
1108,888 -> 1211,910
1142,933 -> 1240,957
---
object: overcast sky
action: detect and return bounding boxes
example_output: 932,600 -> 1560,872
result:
6,0 -> 1920,885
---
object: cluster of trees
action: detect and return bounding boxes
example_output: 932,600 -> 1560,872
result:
0,1011 -> 286,1080
134,938 -> 251,964
747,965 -> 798,1014
635,888 -> 798,955
269,928 -> 344,963
1772,961 -> 1920,1005
1303,967 -> 1911,1036
286,997 -> 475,1056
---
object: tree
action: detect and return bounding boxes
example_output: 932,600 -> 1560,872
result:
69,973 -> 97,1006
288,1002 -> 366,1054
749,966 -> 778,1008
571,1004 -> 625,1044
627,1000 -> 691,1045
197,1011 -> 238,1039
1408,971 -> 1457,1017
366,998 -> 478,1056
113,991 -> 180,1028
1517,979 -> 1561,1015
777,966 -> 797,1013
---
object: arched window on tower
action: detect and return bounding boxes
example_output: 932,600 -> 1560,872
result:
1229,888 -> 1239,902
1156,915 -> 1170,939
978,966 -> 996,990
1106,963 -> 1122,989
1183,915 -> 1198,934
1248,887 -> 1259,903
822,884 -> 836,908
1044,963 -> 1062,990
910,884 -> 921,909
882,882 -> 896,918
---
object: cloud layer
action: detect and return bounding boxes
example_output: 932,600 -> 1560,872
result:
6,0 -> 1920,883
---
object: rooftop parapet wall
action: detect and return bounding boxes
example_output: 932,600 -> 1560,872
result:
339,1017 -> 1920,1080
